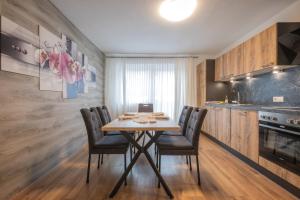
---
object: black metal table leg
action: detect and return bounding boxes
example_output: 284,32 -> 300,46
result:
109,131 -> 174,199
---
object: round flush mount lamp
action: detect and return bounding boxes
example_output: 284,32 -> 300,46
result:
159,0 -> 198,22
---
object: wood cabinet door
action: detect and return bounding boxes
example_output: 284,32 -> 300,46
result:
244,25 -> 277,73
215,107 -> 231,146
215,56 -> 223,81
260,24 -> 277,69
230,110 -> 259,163
232,44 -> 244,76
208,107 -> 217,138
222,52 -> 232,79
243,37 -> 256,73
202,107 -> 216,137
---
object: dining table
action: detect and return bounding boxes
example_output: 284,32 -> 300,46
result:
102,112 -> 180,199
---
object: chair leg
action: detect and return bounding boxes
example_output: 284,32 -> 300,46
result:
124,153 -> 127,186
130,145 -> 133,162
86,153 -> 91,183
97,154 -> 101,169
101,154 -> 104,165
156,149 -> 159,168
189,156 -> 192,171
196,155 -> 201,186
133,134 -> 136,154
158,154 -> 161,188
186,155 -> 189,165
142,132 -> 146,147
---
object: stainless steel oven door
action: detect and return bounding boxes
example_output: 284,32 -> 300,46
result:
259,121 -> 300,175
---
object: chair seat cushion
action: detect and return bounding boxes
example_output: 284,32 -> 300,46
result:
157,135 -> 193,149
161,131 -> 182,136
94,135 -> 129,149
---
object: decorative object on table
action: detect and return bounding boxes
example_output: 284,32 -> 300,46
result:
0,16 -> 39,77
133,118 -> 148,124
39,26 -> 63,91
118,115 -> 136,120
152,115 -> 169,120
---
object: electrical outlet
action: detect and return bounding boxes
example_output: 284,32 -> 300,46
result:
273,96 -> 284,102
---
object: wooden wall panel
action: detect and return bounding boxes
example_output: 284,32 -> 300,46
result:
0,0 -> 105,199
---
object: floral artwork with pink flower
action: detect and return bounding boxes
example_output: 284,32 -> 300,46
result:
39,27 -> 89,98
39,26 -> 64,92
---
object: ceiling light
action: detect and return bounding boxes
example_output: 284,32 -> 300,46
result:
159,0 -> 197,22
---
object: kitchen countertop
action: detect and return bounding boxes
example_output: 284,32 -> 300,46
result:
205,103 -> 300,115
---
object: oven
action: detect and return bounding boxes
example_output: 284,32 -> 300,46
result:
259,111 -> 300,176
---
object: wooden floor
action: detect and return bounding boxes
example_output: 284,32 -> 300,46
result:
10,135 -> 297,200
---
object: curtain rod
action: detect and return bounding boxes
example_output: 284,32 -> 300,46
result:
106,56 -> 199,59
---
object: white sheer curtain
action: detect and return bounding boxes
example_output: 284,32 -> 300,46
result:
105,57 -> 197,119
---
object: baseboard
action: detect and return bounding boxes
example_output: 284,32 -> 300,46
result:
202,132 -> 300,198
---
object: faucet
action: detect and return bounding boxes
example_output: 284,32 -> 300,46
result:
237,92 -> 240,104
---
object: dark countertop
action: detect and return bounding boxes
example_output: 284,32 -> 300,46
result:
205,103 -> 300,115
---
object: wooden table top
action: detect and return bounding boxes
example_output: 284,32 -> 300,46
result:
101,113 -> 180,132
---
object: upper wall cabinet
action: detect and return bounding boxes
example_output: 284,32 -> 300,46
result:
215,22 -> 300,81
244,25 -> 277,73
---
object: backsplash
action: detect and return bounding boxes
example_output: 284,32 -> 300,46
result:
230,66 -> 300,106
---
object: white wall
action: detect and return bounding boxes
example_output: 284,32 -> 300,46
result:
216,0 -> 300,57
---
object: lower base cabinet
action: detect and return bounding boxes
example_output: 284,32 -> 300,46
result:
215,107 -> 231,146
259,156 -> 300,189
203,106 -> 299,189
230,109 -> 259,163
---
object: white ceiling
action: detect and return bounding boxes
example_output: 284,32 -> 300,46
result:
50,0 -> 296,55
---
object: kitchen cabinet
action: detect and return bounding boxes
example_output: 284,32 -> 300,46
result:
202,106 -> 216,138
202,106 -> 231,146
230,109 -> 259,163
243,36 -> 257,73
215,56 -> 223,81
231,44 -> 244,76
222,52 -> 232,79
215,23 -> 300,80
259,156 -> 300,189
259,24 -> 277,69
249,24 -> 277,72
215,107 -> 231,146
215,44 -> 244,80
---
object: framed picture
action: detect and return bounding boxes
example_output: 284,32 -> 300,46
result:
39,26 -> 63,91
1,16 -> 39,77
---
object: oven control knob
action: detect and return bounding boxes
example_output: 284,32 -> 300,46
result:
287,119 -> 295,124
272,117 -> 278,121
267,116 -> 271,120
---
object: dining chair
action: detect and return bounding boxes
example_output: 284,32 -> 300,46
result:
97,106 -> 119,136
138,103 -> 154,145
80,108 -> 130,184
162,106 -> 193,136
156,107 -> 208,186
155,106 -> 193,163
138,103 -> 153,112
96,106 -> 135,157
